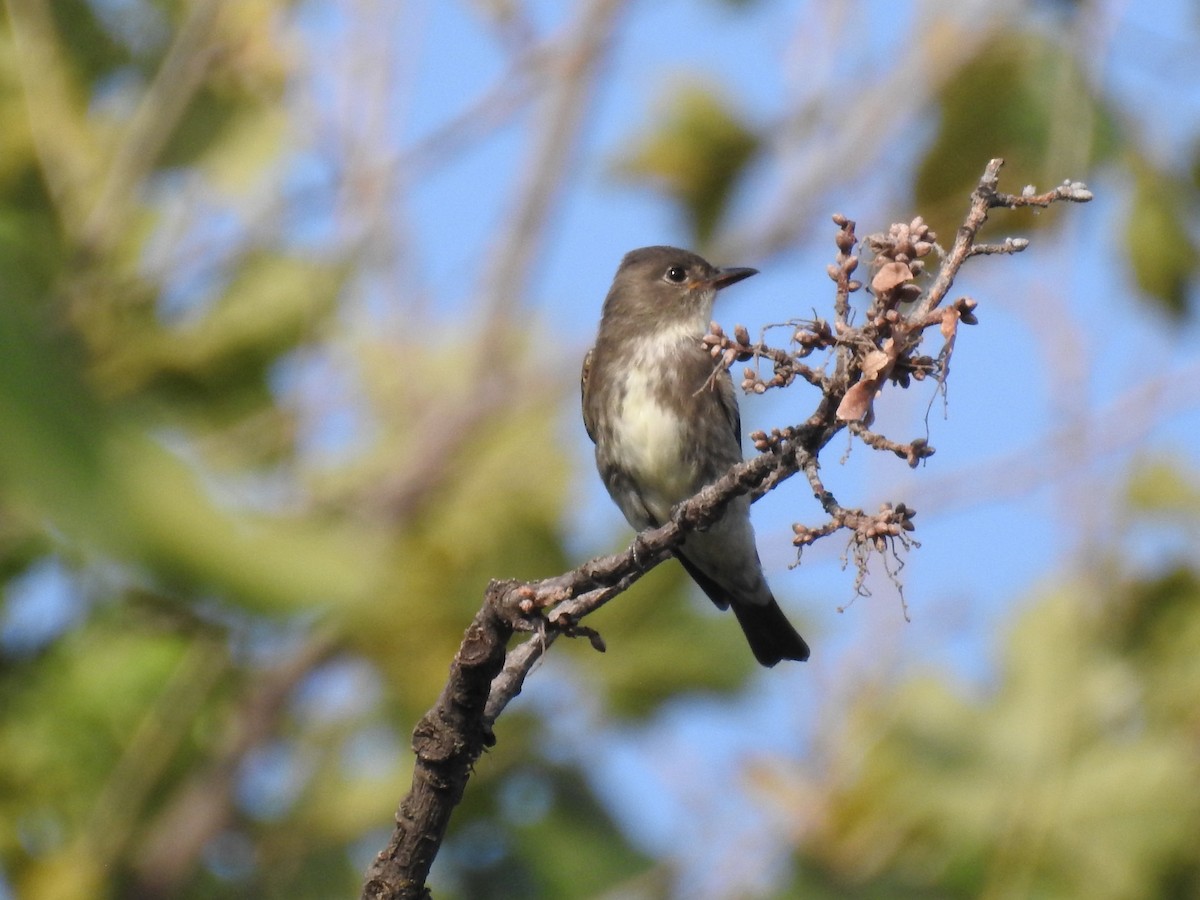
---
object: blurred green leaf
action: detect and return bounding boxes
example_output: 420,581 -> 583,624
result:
346,389 -> 574,713
1126,458 -> 1200,518
915,34 -> 1119,240
49,0 -> 133,85
0,296 -> 110,530
0,607 -> 216,900
114,432 -> 385,610
1125,165 -> 1198,318
614,81 -> 760,245
786,572 -> 1200,898
0,279 -> 380,613
200,102 -> 289,191
0,190 -> 67,307
96,254 -> 342,404
444,756 -> 654,899
574,561 -> 758,717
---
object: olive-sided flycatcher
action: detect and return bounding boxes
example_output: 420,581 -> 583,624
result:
581,246 -> 810,667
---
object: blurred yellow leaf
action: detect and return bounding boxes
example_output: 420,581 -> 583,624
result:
1126,458 -> 1200,517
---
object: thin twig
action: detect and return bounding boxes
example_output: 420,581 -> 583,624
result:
80,0 -> 223,255
478,0 -> 630,333
4,0 -> 99,229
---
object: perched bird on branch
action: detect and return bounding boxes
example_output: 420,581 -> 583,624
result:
582,246 -> 809,666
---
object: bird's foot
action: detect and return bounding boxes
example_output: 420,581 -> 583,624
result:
630,531 -> 651,567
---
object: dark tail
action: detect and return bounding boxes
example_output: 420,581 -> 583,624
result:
731,600 -> 810,667
675,552 -> 810,667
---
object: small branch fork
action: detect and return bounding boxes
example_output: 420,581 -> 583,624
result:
704,159 -> 1090,579
361,158 -> 1092,900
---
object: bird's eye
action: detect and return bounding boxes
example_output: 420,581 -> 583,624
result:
664,265 -> 688,283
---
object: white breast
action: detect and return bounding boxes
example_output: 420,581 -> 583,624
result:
610,327 -> 702,520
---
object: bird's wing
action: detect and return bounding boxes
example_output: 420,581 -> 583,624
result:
580,347 -> 596,443
714,367 -> 742,451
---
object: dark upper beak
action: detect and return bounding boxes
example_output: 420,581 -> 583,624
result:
708,266 -> 758,291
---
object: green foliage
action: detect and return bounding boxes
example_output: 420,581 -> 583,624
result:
574,561 -> 760,716
615,81 -> 761,247
0,199 -> 64,306
97,253 -> 342,415
1125,165 -> 1199,318
48,0 -> 133,84
441,758 -> 654,899
915,34 -> 1119,240
0,606 -> 221,900
782,510 -> 1200,898
1126,458 -> 1200,520
0,3 -> 665,895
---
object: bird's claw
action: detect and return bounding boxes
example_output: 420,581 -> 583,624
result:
630,531 -> 651,567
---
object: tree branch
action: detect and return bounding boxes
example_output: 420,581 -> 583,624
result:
360,158 -> 1092,900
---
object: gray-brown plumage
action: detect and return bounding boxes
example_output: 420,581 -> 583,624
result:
582,246 -> 809,666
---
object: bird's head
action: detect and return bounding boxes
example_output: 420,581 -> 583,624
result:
601,245 -> 757,332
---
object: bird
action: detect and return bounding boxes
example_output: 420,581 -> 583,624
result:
581,245 -> 810,667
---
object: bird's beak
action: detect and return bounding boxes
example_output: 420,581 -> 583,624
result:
709,266 -> 758,291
